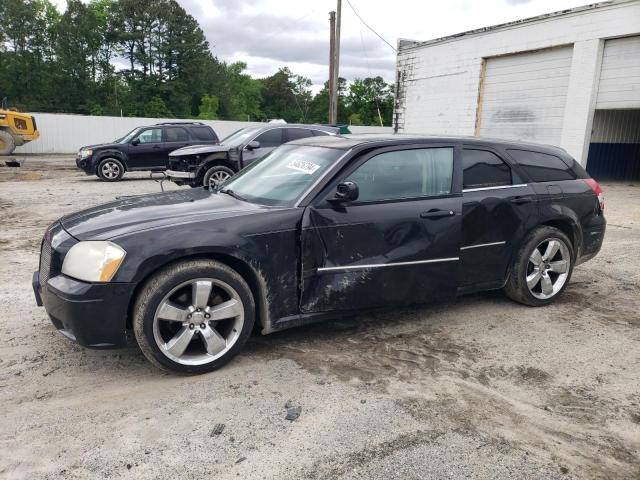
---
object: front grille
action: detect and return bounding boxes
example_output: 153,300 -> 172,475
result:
39,238 -> 53,285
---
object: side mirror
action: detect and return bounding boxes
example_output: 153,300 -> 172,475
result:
131,138 -> 140,146
246,140 -> 260,150
331,181 -> 359,202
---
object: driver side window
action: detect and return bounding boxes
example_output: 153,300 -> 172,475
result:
346,147 -> 454,202
136,128 -> 162,144
254,128 -> 283,148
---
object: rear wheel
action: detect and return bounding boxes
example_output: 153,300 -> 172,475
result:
133,259 -> 255,374
0,130 -> 16,155
504,226 -> 574,306
97,158 -> 124,182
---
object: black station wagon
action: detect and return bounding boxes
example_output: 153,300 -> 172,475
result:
34,135 -> 606,373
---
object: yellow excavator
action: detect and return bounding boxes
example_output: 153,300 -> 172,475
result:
0,98 -> 39,155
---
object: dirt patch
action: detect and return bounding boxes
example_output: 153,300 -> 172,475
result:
0,166 -> 638,479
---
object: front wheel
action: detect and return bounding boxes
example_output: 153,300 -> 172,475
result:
97,158 -> 125,182
503,226 -> 574,306
133,260 -> 255,374
202,165 -> 234,189
0,130 -> 16,155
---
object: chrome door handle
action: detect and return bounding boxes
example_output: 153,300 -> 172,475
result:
420,210 -> 455,219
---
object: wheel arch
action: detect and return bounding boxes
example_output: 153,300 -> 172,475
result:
126,252 -> 270,334
504,216 -> 581,286
195,155 -> 236,182
539,218 -> 579,254
95,150 -> 129,172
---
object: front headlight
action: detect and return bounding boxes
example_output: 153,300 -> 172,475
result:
62,241 -> 126,282
79,149 -> 93,158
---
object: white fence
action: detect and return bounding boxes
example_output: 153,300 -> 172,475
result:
16,113 -> 393,154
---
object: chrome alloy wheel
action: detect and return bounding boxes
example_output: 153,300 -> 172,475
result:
152,278 -> 244,366
101,160 -> 121,179
207,170 -> 231,188
526,238 -> 570,300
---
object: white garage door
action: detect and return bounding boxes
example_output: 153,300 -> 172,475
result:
478,46 -> 573,145
596,36 -> 640,109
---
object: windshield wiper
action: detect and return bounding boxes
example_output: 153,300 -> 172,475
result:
219,188 -> 246,202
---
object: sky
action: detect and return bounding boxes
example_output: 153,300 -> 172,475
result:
51,0 -> 593,90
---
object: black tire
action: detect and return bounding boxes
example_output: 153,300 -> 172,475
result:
0,130 -> 16,155
133,259 -> 255,374
97,157 -> 125,182
202,165 -> 234,189
503,226 -> 574,306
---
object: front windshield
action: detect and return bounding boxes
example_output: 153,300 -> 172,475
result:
220,145 -> 344,206
220,127 -> 261,147
115,127 -> 142,144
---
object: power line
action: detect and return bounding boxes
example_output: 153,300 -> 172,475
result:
345,0 -> 397,52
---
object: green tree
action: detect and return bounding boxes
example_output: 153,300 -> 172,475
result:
346,76 -> 394,126
349,113 -> 363,126
197,94 -> 219,120
144,95 -> 172,118
0,0 -> 59,111
215,62 -> 263,121
308,77 -> 350,124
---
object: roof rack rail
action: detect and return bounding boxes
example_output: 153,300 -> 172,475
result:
154,121 -> 206,126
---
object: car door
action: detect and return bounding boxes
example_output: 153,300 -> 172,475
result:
128,127 -> 164,169
300,144 -> 462,313
459,146 -> 539,290
241,128 -> 283,167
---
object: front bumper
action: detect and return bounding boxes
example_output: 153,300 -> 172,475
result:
75,156 -> 94,174
33,271 -> 133,348
165,169 -> 195,179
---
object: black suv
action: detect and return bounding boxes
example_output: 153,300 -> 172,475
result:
34,135 -> 605,373
76,122 -> 219,182
166,123 -> 338,188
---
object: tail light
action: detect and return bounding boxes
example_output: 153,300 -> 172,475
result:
584,178 -> 604,211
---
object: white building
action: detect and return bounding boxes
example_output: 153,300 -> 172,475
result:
394,0 -> 640,180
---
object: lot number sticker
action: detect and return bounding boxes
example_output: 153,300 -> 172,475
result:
286,159 -> 321,174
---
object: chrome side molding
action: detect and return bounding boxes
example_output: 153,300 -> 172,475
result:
460,241 -> 506,251
317,257 -> 459,273
462,184 -> 528,193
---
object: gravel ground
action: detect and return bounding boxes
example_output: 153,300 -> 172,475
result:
0,156 -> 638,479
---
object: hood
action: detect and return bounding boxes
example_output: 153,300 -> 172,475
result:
80,142 -> 121,151
60,188 -> 263,241
169,144 -> 231,157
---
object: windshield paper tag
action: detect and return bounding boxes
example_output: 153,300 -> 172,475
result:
286,159 -> 320,174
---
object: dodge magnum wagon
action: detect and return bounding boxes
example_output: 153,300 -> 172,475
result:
33,135 -> 606,373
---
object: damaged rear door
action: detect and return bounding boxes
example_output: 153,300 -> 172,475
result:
300,144 -> 462,313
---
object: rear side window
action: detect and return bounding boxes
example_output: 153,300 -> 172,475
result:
191,126 -> 217,141
463,149 -> 512,189
286,128 -> 314,141
346,147 -> 454,202
312,129 -> 331,136
507,149 -> 576,182
255,128 -> 283,147
165,127 -> 189,142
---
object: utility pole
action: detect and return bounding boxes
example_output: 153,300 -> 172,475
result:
328,11 -> 335,124
328,0 -> 341,124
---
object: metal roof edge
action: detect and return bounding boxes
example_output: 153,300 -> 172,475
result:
397,0 -> 632,53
